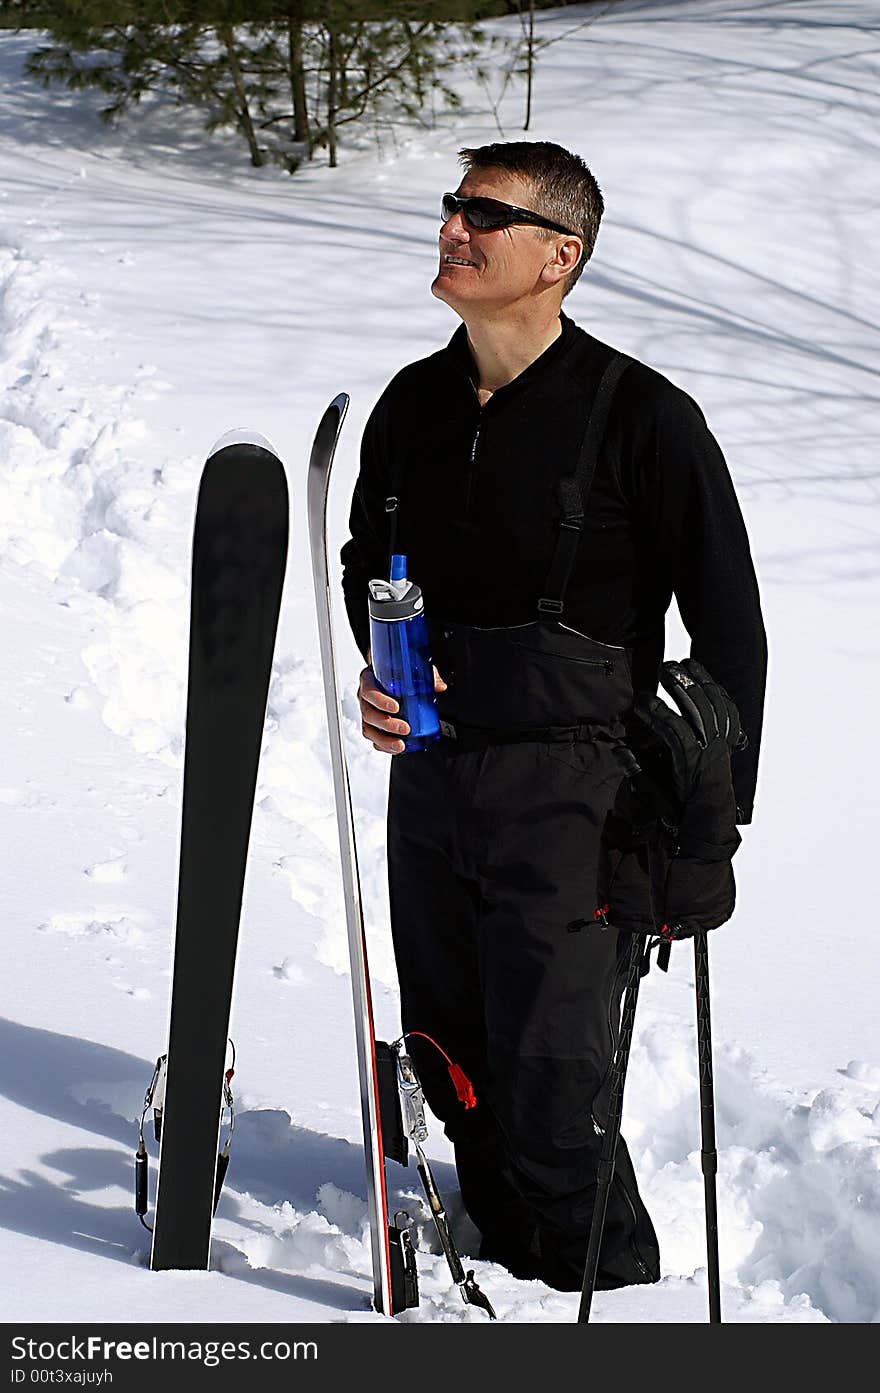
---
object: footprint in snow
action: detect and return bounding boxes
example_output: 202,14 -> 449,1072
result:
0,784 -> 49,809
84,857 -> 127,883
39,912 -> 145,945
112,981 -> 151,1001
272,957 -> 305,985
64,687 -> 93,709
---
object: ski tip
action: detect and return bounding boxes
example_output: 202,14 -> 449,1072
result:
207,428 -> 280,461
308,395 -> 351,477
316,394 -> 350,438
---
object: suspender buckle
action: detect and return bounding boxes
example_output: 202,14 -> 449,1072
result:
537,598 -> 564,615
439,720 -> 458,740
385,495 -> 398,513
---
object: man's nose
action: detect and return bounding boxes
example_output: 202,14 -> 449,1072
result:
440,212 -> 469,243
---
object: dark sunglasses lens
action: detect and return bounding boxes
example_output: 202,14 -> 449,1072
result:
441,195 -> 510,230
466,199 -> 511,229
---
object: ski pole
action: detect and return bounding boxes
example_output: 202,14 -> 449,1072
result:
578,931 -> 644,1323
694,928 -> 721,1323
392,1039 -> 496,1318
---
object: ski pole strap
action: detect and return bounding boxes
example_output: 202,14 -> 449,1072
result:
637,932 -> 672,974
538,352 -> 634,618
405,1031 -> 476,1109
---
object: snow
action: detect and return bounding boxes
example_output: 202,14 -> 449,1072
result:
1,0 -> 877,1325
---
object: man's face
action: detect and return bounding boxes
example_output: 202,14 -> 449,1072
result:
431,167 -> 569,315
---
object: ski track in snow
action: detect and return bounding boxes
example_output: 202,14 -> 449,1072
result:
1,1 -> 878,1324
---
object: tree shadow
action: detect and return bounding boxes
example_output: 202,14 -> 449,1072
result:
0,1159 -> 363,1311
0,1016 -> 459,1306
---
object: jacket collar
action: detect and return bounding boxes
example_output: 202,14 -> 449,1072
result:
443,311 -> 580,401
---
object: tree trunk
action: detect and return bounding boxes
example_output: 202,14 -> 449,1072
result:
217,23 -> 263,167
403,20 -> 424,104
524,0 -> 534,131
287,0 -> 310,148
326,22 -> 339,169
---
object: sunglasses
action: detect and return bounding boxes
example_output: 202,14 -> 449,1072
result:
441,192 -> 578,238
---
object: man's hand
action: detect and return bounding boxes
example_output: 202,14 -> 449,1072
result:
631,658 -> 745,853
358,657 -> 447,754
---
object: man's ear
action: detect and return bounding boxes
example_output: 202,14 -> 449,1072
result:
542,236 -> 583,287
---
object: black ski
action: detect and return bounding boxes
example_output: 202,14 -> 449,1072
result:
151,430 -> 288,1271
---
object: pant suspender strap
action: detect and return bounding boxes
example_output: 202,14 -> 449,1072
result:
538,352 -> 633,618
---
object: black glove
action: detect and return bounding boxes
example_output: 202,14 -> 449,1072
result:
628,658 -> 747,940
594,778 -> 656,936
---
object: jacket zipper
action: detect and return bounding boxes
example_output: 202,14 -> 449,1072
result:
465,421 -> 480,521
463,376 -> 486,522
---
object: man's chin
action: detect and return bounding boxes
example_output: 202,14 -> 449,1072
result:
431,275 -> 466,309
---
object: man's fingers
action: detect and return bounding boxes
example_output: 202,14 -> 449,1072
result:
363,713 -> 408,753
678,659 -> 729,742
659,661 -> 717,744
681,658 -> 746,752
632,693 -> 700,799
633,693 -> 692,761
371,739 -> 406,755
358,665 -> 399,713
358,666 -> 410,751
361,705 -> 410,740
363,712 -> 408,739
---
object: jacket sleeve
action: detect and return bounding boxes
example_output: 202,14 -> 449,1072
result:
339,396 -> 392,664
630,386 -> 768,825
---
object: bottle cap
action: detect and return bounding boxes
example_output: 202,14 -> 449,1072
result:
368,577 -> 424,621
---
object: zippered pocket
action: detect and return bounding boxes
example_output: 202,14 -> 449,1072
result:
591,949 -> 629,1129
513,644 -> 615,674
616,1171 -> 656,1282
508,633 -> 616,674
507,620 -> 626,675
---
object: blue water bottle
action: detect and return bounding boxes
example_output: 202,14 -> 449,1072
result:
369,554 -> 441,752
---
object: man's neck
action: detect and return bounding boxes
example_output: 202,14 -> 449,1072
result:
464,308 -> 564,401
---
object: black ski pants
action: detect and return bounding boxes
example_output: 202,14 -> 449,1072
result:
387,733 -> 660,1291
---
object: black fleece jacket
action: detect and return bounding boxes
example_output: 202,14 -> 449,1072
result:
340,312 -> 767,823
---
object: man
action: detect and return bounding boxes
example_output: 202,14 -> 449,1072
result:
340,141 -> 767,1292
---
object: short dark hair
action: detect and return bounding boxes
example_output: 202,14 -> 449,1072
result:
457,140 -> 604,297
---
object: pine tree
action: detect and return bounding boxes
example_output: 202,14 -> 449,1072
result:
14,2 -> 495,172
